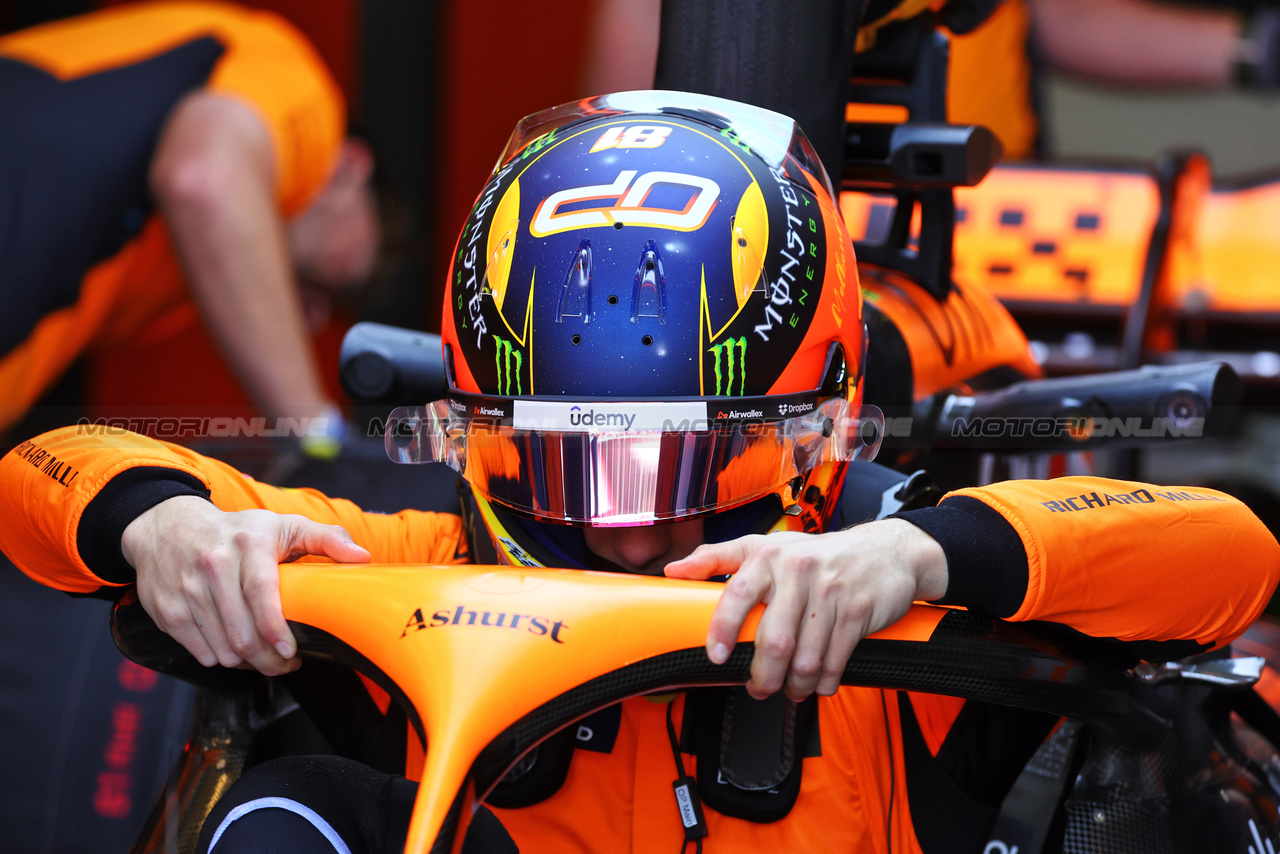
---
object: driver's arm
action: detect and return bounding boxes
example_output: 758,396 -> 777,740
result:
669,475 -> 1280,700
1029,0 -> 1241,89
0,426 -> 462,593
0,426 -> 466,674
916,476 -> 1280,646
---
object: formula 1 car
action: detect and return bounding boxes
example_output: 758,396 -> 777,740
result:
109,8 -> 1280,854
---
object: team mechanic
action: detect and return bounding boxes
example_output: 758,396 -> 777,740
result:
0,4 -> 387,850
2,94 -> 1277,853
0,0 -> 384,435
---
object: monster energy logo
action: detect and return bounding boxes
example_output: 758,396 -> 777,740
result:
709,337 -> 747,396
493,336 -> 523,395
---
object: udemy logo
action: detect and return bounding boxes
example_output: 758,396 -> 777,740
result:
514,400 -> 708,432
569,406 -> 637,430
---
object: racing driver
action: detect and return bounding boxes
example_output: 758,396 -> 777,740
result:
1,92 -> 1276,853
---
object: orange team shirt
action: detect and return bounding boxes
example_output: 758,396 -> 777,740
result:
1,426 -> 1277,852
947,0 -> 1037,159
851,0 -> 1039,159
0,1 -> 345,431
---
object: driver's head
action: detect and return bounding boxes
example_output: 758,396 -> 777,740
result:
399,92 -> 880,571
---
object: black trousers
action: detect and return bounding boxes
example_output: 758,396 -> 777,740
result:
197,755 -> 517,854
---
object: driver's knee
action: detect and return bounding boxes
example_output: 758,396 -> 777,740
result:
197,755 -> 408,854
206,802 -> 349,853
195,754 -> 518,854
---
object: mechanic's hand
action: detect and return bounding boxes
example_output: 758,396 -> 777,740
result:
121,495 -> 370,675
664,519 -> 948,701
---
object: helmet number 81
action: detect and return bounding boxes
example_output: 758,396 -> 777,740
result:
590,125 -> 672,153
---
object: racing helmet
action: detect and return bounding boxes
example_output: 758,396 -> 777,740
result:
388,91 -> 881,567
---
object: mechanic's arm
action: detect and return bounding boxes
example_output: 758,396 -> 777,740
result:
0,426 -> 465,674
1030,0 -> 1241,88
668,477 -> 1280,700
150,91 -> 333,423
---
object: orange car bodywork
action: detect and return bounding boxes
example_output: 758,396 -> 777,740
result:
845,161 -> 1280,321
860,265 -> 1041,401
1183,178 -> 1280,316
276,563 -> 945,853
842,169 -> 1161,313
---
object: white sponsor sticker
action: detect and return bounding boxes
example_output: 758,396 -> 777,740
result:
512,401 -> 708,432
674,783 -> 699,828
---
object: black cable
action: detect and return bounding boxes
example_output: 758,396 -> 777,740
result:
882,690 -> 895,854
665,698 -> 685,777
667,700 -> 691,854
665,698 -> 704,854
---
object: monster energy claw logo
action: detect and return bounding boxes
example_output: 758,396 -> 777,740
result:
494,335 -> 523,395
709,337 -> 747,396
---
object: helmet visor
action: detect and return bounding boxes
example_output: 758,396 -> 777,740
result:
386,397 -> 883,525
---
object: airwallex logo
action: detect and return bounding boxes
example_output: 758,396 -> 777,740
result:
568,405 -> 637,429
401,604 -> 568,642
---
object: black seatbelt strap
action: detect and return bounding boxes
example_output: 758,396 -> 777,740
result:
984,719 -> 1081,854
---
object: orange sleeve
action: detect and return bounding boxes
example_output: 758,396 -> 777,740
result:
0,426 -> 464,594
0,3 -> 345,216
945,0 -> 1038,160
946,476 -> 1280,648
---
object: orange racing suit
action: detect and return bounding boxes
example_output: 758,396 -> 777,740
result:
0,426 -> 1276,852
0,2 -> 345,432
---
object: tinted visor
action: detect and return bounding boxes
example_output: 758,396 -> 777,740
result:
387,397 -> 882,525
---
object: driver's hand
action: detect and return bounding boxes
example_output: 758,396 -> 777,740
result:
664,519 -> 948,701
121,495 -> 370,675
